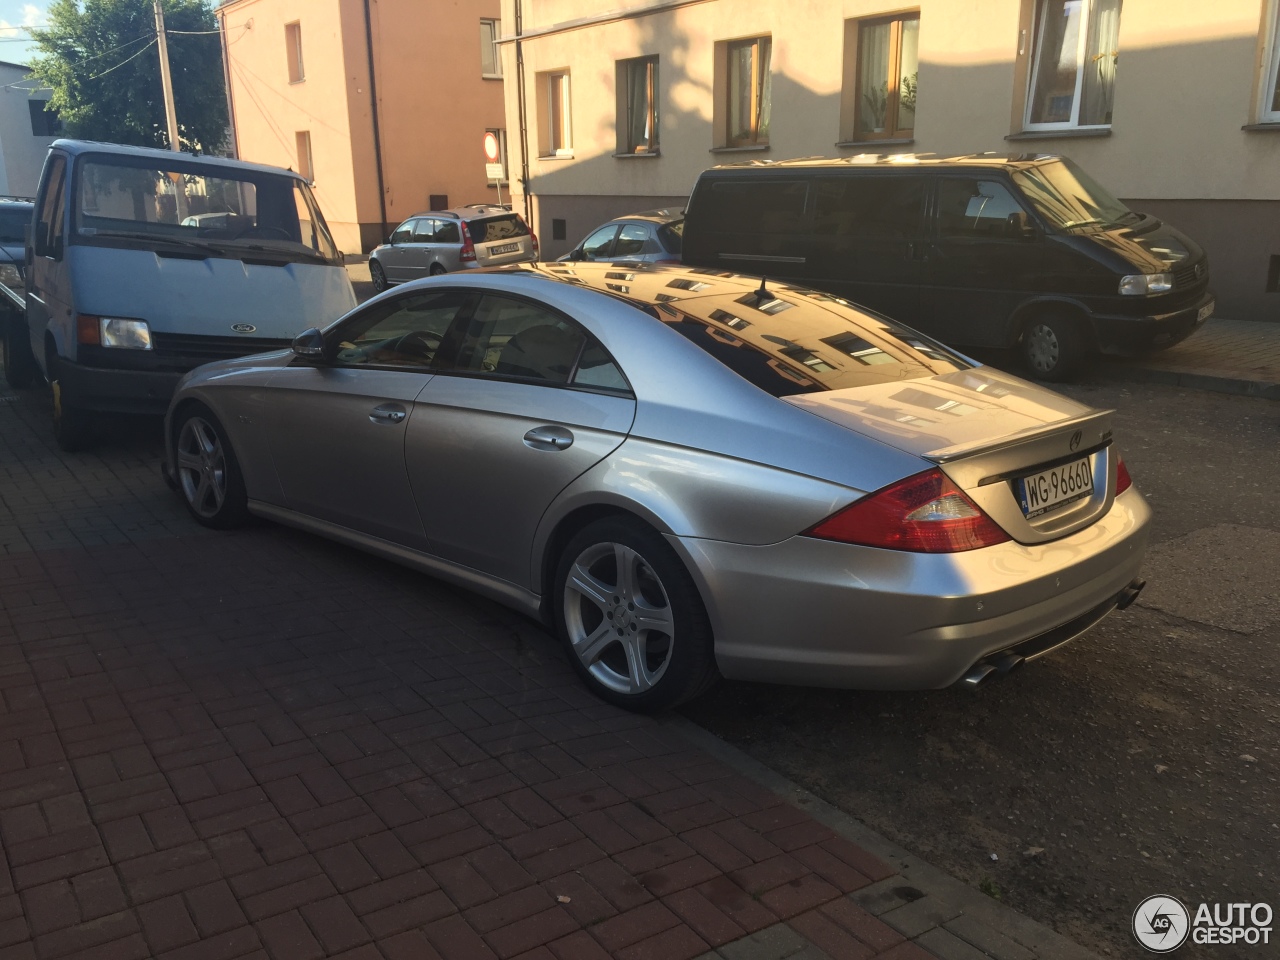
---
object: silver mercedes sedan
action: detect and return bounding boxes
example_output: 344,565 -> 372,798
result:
163,263 -> 1150,712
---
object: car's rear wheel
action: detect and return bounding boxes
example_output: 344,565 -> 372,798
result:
1021,310 -> 1088,382
47,351 -> 89,452
554,517 -> 718,712
369,259 -> 388,291
429,263 -> 446,276
3,313 -> 36,389
173,404 -> 249,529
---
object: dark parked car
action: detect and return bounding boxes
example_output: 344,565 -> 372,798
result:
0,196 -> 33,385
680,154 -> 1214,380
559,209 -> 683,264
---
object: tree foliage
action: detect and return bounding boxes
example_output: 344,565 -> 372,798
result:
29,0 -> 228,152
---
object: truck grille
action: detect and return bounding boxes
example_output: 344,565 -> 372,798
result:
151,333 -> 292,363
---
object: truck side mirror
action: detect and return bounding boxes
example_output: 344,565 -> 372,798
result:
1008,211 -> 1039,241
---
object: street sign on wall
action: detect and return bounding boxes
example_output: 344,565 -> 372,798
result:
485,162 -> 504,180
483,132 -> 500,163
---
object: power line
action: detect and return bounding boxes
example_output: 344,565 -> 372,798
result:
0,31 -> 156,89
85,37 -> 157,81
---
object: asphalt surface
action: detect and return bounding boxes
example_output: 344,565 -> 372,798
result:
684,376 -> 1280,958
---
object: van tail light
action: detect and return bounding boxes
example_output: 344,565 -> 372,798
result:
805,468 -> 1011,553
1116,457 -> 1133,494
76,315 -> 101,345
459,221 -> 477,262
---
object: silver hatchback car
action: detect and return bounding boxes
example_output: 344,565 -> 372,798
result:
164,263 -> 1149,711
369,205 -> 537,290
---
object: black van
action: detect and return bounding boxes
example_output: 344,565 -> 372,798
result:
681,154 -> 1214,380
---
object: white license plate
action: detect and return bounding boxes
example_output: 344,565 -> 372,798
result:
1015,458 -> 1093,519
489,242 -> 521,255
1196,301 -> 1215,323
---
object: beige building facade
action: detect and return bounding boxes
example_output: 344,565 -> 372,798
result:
219,0 -> 507,253
500,0 -> 1280,320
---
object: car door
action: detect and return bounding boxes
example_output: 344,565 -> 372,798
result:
611,223 -> 650,261
406,292 -> 635,588
263,289 -> 470,548
919,176 -> 1049,347
26,152 -> 69,366
578,224 -> 619,261
380,220 -> 417,282
407,218 -> 438,277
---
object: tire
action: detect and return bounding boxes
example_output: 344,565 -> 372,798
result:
369,259 -> 388,291
47,351 -> 90,452
429,263 -> 447,276
1021,311 -> 1088,382
172,403 -> 249,529
3,313 -> 36,389
554,517 -> 718,712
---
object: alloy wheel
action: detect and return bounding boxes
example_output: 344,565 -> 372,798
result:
563,541 -> 675,695
176,416 -> 228,519
1025,323 -> 1061,373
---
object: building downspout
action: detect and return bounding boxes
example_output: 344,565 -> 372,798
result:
514,0 -> 533,228
362,0 -> 389,244
216,9 -> 239,158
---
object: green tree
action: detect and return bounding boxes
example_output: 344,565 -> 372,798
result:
29,0 -> 228,152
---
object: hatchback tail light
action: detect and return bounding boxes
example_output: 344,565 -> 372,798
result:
1116,457 -> 1133,494
805,468 -> 1010,553
459,221 -> 477,262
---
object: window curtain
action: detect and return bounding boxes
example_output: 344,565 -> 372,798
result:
757,39 -> 772,141
857,22 -> 892,133
627,62 -> 650,151
1081,0 -> 1122,125
1029,0 -> 1080,124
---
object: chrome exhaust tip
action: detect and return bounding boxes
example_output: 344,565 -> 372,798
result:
960,663 -> 997,690
1116,578 -> 1146,610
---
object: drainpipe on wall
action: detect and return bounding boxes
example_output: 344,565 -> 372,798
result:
362,0 -> 390,245
514,0 -> 533,229
217,9 -> 239,158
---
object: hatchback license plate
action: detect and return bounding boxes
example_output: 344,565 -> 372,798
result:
1197,300 -> 1214,322
1016,458 -> 1093,519
489,242 -> 521,255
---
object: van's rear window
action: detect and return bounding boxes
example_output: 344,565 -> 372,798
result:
472,215 -> 529,243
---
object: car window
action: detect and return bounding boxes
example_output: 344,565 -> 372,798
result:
937,179 -> 1026,239
696,179 -> 809,235
572,338 -> 630,393
453,294 -> 585,384
331,290 -> 468,370
613,224 -> 649,258
412,219 -> 436,242
581,225 -> 618,259
435,219 -> 460,243
390,219 -> 415,244
35,154 -> 67,258
471,214 -> 529,243
813,176 -> 925,239
657,220 -> 683,254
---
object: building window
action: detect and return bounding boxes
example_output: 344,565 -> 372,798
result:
480,19 -> 502,78
486,127 -> 509,181
28,100 -> 60,136
1025,0 -> 1121,129
617,56 -> 659,155
295,131 -> 313,181
285,21 -> 304,83
539,71 -> 572,156
849,14 -> 919,140
725,36 -> 771,147
1263,4 -> 1280,122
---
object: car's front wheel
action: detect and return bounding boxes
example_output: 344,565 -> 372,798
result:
554,517 -> 718,712
369,259 -> 388,291
173,404 -> 249,529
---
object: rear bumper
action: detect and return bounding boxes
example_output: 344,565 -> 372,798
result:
670,488 -> 1151,690
56,357 -> 180,415
1091,290 -> 1214,355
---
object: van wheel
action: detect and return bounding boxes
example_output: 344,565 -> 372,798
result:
1021,311 -> 1088,382
369,259 -> 388,291
48,353 -> 89,452
3,314 -> 36,389
554,517 -> 719,713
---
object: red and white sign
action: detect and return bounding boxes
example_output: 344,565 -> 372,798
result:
483,132 -> 501,163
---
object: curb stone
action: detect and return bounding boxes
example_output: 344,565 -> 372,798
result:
662,715 -> 1101,960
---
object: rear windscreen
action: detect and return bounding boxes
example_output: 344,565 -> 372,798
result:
657,220 -> 683,253
472,214 -> 530,243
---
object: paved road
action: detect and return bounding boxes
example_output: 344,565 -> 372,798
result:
686,377 -> 1280,958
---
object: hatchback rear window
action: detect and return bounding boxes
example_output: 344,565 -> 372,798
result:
657,220 -> 683,253
471,214 -> 529,243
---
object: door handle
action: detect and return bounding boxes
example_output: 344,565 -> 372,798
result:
523,425 -> 574,451
369,403 -> 407,425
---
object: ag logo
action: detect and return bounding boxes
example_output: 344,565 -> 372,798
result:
1068,429 -> 1082,452
231,323 -> 257,334
1134,895 -> 1190,953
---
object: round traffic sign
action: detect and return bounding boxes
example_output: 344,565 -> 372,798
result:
483,132 -> 500,162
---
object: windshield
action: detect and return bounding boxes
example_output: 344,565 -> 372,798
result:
0,208 -> 29,243
74,157 -> 341,263
1012,158 -> 1137,231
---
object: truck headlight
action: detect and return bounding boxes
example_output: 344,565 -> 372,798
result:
100,318 -> 153,350
1119,272 -> 1173,295
0,263 -> 21,287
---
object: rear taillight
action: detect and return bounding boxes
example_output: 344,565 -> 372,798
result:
1116,457 -> 1133,494
805,468 -> 1011,553
459,221 -> 476,262
531,230 -> 539,259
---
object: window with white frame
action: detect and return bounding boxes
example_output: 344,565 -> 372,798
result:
1263,3 -> 1280,122
1025,0 -> 1122,129
480,19 -> 502,78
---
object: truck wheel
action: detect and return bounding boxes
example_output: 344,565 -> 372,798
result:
48,352 -> 89,452
2,314 -> 36,389
1021,311 -> 1088,382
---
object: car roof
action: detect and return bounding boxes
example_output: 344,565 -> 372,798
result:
605,209 -> 683,225
405,205 -> 517,222
704,152 -> 1060,174
50,138 -> 309,181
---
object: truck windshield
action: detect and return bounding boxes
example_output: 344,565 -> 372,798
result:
1012,158 -> 1138,232
74,156 -> 341,263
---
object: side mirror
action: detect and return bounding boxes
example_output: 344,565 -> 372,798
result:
1008,210 -> 1039,240
291,327 -> 326,360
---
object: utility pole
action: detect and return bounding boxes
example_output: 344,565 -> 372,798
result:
153,0 -> 181,151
